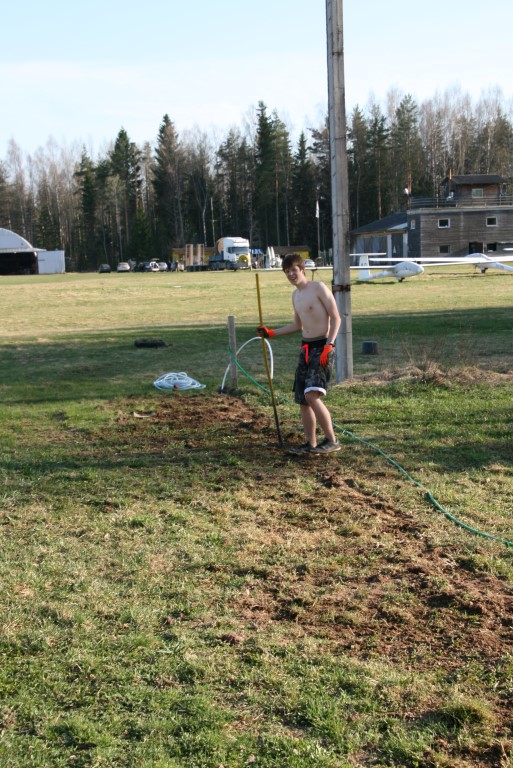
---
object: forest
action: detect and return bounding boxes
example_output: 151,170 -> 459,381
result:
1,87 -> 512,269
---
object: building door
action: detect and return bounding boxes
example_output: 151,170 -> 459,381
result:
391,233 -> 404,259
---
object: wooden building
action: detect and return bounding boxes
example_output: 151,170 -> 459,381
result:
351,174 -> 513,260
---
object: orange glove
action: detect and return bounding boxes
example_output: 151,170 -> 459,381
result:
257,326 -> 275,338
319,343 -> 334,366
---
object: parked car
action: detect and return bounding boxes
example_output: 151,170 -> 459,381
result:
157,261 -> 168,271
304,259 -> 316,269
134,262 -> 158,272
98,263 -> 111,273
117,262 -> 131,272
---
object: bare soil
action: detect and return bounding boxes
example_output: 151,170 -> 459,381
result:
136,394 -> 513,665
121,392 -> 513,764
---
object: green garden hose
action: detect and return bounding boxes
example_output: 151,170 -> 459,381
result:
227,342 -> 513,549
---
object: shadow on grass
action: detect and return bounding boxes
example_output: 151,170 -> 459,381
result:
1,307 -> 512,477
354,304 -> 513,345
0,326 -> 237,404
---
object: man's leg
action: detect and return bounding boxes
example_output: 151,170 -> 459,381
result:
304,391 -> 336,442
300,403 -> 317,447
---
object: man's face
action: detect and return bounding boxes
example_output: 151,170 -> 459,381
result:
284,264 -> 304,285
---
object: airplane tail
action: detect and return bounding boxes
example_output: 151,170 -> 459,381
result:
491,261 -> 513,273
358,255 -> 372,281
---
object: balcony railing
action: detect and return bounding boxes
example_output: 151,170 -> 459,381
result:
409,195 -> 513,209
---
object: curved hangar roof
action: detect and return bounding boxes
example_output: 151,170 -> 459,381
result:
0,227 -> 36,253
0,228 -> 38,275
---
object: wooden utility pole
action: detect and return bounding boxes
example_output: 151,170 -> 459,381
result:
326,0 -> 353,381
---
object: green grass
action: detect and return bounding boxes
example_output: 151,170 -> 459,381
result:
1,269 -> 513,767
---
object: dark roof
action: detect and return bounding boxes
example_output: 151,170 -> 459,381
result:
351,211 -> 407,235
446,174 -> 504,185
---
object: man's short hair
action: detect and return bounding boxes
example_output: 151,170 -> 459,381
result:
282,253 -> 304,271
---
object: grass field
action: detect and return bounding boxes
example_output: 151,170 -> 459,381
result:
1,268 -> 513,767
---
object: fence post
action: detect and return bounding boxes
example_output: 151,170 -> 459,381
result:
227,315 -> 238,390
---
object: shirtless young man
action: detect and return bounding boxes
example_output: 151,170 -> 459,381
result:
257,253 -> 342,454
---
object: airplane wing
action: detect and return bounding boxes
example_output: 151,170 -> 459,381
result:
363,253 -> 513,266
349,253 -> 513,281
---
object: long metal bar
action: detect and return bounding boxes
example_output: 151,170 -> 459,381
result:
255,273 -> 284,446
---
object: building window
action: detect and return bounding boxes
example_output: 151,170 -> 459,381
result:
472,188 -> 484,198
439,245 -> 450,254
486,216 -> 497,226
487,243 -> 497,252
438,218 -> 450,228
410,219 -> 416,230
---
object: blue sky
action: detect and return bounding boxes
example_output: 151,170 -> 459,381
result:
2,0 -> 512,157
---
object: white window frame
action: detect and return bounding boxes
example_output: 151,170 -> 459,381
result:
486,216 -> 497,227
438,218 -> 450,229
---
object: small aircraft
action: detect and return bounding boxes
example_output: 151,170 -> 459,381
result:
412,253 -> 513,274
353,253 -> 513,282
353,256 -> 423,282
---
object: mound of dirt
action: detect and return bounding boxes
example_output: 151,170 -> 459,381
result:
345,365 -> 513,388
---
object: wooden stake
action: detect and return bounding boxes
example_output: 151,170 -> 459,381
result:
227,315 -> 238,390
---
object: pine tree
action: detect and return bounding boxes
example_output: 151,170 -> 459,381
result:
74,152 -> 98,269
153,115 -> 185,256
347,106 -> 371,228
291,132 -> 318,253
389,94 -> 427,209
109,128 -> 141,261
215,129 -> 254,240
128,207 -> 152,263
254,102 -> 293,248
254,102 -> 275,246
309,118 -> 332,256
367,105 -> 391,220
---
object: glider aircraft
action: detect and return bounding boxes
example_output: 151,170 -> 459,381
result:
353,253 -> 513,282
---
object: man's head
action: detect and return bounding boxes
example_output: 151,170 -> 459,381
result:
282,253 -> 307,286
282,253 -> 305,273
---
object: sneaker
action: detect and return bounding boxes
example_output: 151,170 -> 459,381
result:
310,438 -> 341,454
288,441 -> 314,455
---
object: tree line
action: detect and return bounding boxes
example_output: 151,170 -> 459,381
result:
1,87 -> 512,269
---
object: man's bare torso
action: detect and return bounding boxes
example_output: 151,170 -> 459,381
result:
292,281 -> 331,340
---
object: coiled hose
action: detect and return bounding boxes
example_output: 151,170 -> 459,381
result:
154,372 -> 205,391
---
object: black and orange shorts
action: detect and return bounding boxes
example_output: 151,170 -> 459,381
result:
292,338 -> 333,405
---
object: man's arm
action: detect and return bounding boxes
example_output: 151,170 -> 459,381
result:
319,283 -> 341,344
257,308 -> 301,339
272,309 -> 302,337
